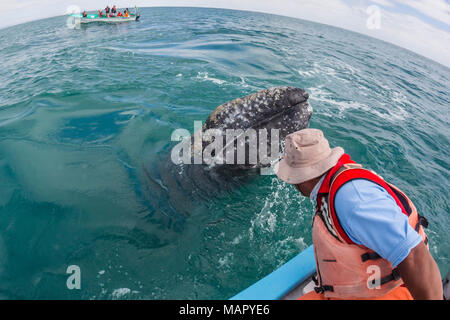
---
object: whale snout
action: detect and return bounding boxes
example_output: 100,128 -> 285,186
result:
286,87 -> 309,107
265,87 -> 312,137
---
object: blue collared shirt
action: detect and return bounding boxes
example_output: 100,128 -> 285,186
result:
331,179 -> 423,267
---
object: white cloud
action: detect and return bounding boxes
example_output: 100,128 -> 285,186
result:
370,0 -> 395,8
0,0 -> 449,67
368,9 -> 450,68
398,0 -> 450,26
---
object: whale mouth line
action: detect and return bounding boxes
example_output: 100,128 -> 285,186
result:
200,100 -> 311,169
253,101 -> 310,129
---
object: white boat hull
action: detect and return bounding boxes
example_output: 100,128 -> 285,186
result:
69,13 -> 139,24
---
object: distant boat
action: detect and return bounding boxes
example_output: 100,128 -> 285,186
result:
69,8 -> 140,24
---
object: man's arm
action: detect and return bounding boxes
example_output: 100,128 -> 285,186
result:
334,179 -> 443,299
397,241 -> 443,300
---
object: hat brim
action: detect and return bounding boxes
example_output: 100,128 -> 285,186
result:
275,147 -> 344,184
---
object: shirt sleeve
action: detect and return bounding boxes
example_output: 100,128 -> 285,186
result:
334,179 -> 422,267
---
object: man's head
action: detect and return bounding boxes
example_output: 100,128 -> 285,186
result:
275,128 -> 344,197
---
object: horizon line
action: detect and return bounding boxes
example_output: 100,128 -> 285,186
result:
1,5 -> 449,70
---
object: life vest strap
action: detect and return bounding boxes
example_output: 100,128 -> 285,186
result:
329,163 -> 362,187
314,285 -> 334,294
415,214 -> 429,231
379,268 -> 401,286
361,252 -> 381,262
312,274 -> 319,286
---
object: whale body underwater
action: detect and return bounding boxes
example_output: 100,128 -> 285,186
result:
142,87 -> 312,219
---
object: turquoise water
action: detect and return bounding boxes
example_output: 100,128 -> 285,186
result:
0,7 -> 449,299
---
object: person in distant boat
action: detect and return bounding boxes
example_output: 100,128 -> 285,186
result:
98,10 -> 104,17
275,129 -> 443,300
117,11 -> 123,17
82,11 -> 87,17
124,10 -> 129,18
111,5 -> 117,14
105,5 -> 110,14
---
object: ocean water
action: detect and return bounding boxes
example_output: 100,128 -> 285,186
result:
0,7 -> 448,299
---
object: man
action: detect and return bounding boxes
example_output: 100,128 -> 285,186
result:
275,128 -> 442,300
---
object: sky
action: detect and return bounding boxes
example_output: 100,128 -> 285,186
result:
1,0 -> 449,68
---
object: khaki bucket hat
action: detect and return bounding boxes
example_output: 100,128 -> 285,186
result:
275,128 -> 344,184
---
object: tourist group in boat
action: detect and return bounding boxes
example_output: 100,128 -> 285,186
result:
82,5 -> 131,18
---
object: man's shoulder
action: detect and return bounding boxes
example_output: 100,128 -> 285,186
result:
335,178 -> 388,201
333,178 -> 398,218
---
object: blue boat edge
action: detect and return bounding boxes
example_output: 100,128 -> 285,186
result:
230,245 -> 316,300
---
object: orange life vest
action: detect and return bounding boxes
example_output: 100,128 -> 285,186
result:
312,154 -> 429,299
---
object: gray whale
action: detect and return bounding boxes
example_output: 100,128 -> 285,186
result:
142,87 -> 312,219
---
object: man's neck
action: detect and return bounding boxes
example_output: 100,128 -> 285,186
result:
309,174 -> 326,201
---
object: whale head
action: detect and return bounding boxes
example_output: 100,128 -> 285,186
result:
200,87 -> 312,169
141,87 -> 312,218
